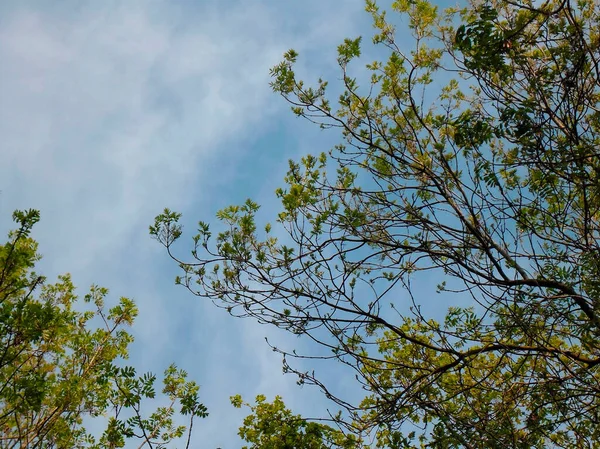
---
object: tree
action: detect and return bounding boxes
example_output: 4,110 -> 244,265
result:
0,209 -> 207,448
152,0 -> 600,447
231,395 -> 360,449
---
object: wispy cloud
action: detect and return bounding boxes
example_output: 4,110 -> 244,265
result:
0,0 -> 366,446
1,1 -> 284,267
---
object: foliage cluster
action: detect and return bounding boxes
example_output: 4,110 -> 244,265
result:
0,210 -> 206,448
152,0 -> 600,447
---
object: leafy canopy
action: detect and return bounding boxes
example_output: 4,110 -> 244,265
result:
1,210 -> 207,448
231,394 -> 359,449
153,0 -> 600,447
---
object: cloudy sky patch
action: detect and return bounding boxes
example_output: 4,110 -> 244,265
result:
0,0 -> 368,446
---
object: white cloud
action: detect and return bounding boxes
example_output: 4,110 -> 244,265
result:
0,1 -> 366,446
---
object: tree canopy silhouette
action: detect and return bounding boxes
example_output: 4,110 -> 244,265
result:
153,0 -> 600,446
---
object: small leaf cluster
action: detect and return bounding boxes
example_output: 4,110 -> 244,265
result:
1,210 -> 207,448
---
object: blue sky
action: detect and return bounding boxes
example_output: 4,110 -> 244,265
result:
0,0 -> 375,446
